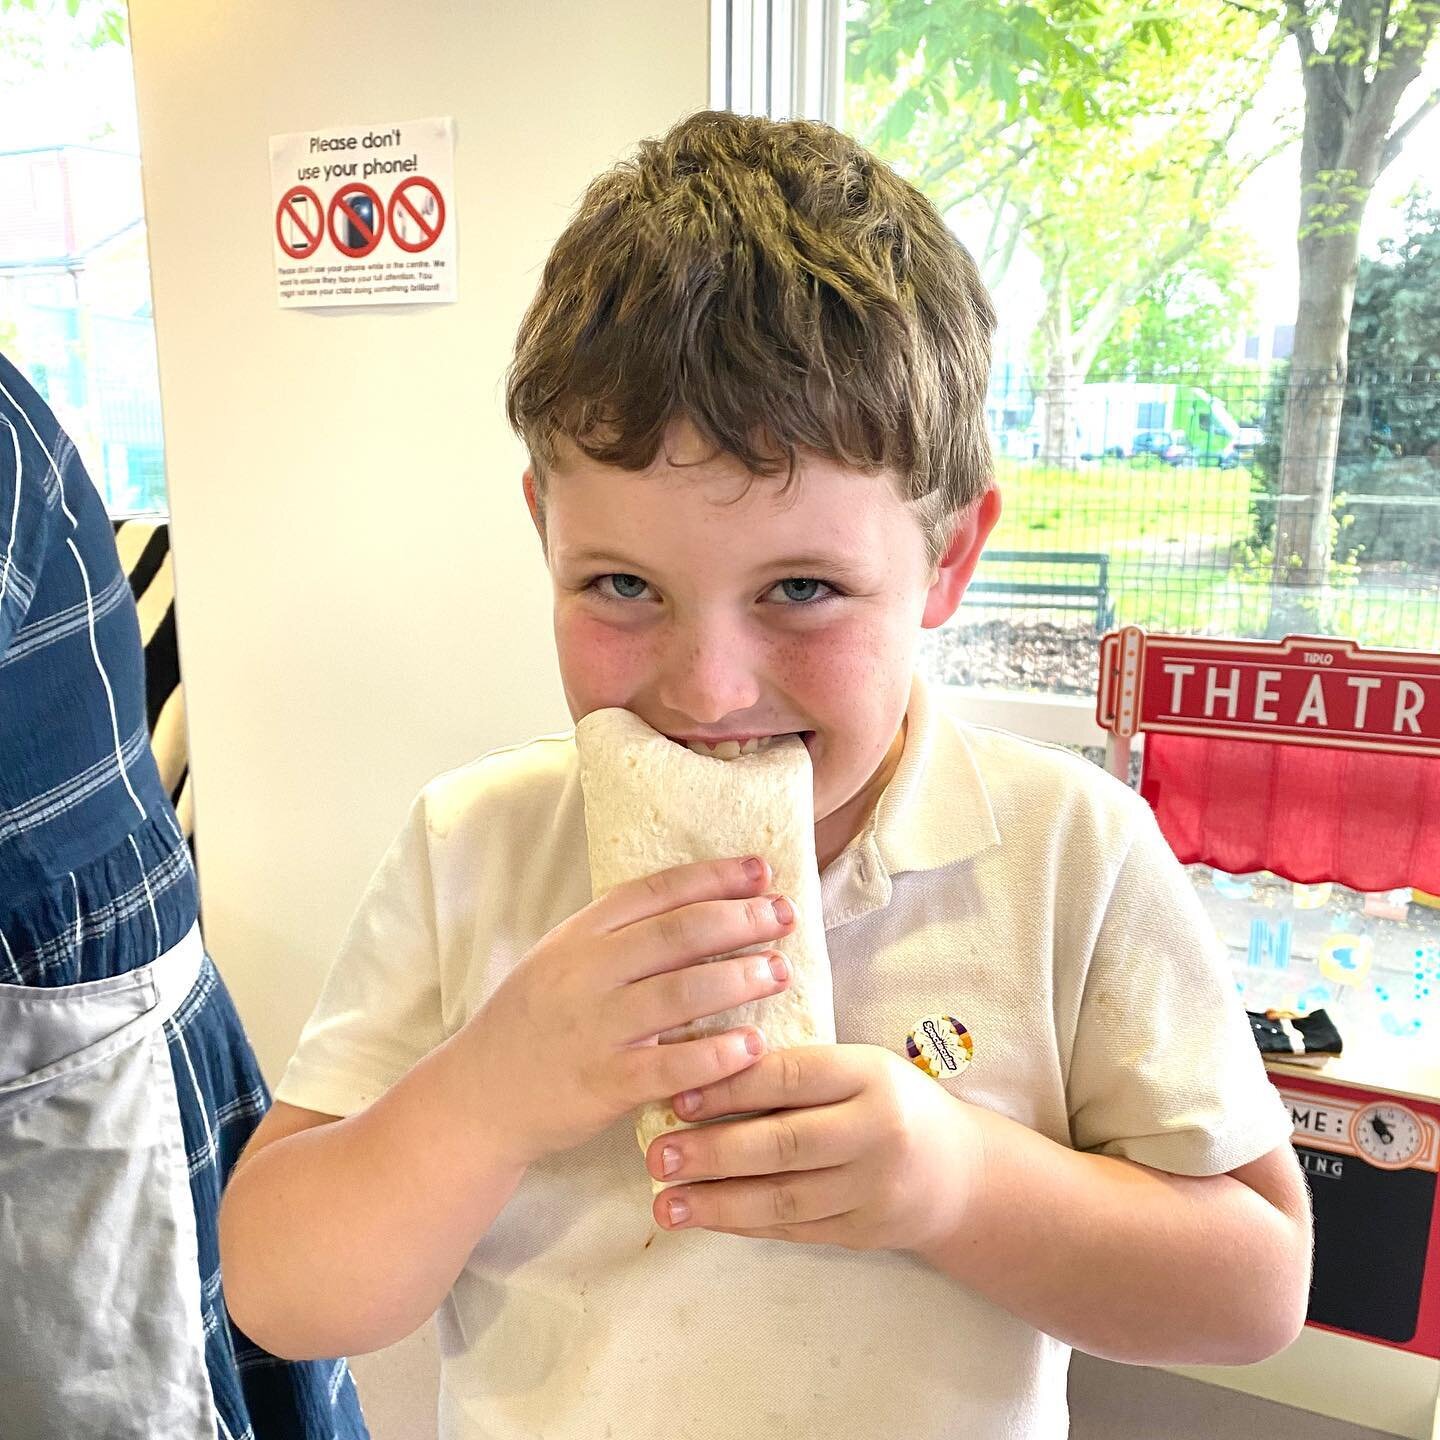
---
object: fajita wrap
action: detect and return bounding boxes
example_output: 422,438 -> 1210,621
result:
575,709 -> 835,1191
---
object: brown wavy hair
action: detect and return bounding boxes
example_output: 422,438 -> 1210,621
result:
506,109 -> 995,566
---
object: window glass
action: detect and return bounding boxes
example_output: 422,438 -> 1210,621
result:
844,3 -> 1440,698
0,1 -> 166,515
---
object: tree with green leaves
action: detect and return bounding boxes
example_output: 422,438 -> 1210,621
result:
1260,0 -> 1440,604
0,0 -> 125,51
1252,192 -> 1439,564
847,1 -> 1289,459
1091,226 -> 1262,378
1336,192 -> 1440,565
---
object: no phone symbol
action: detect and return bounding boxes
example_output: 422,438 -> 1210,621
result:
388,176 -> 446,254
328,182 -> 385,257
276,185 -> 323,259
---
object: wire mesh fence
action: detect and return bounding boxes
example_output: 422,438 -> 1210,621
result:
927,368 -> 1440,695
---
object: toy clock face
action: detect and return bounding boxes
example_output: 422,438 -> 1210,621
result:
1350,1102 -> 1425,1170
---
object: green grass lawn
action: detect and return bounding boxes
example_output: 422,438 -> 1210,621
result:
989,454 -> 1254,556
970,455 -> 1440,647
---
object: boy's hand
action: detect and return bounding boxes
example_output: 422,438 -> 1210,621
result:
645,1045 -> 980,1252
465,856 -> 796,1168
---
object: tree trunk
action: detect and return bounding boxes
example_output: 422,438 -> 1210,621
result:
1272,229 -> 1360,588
1268,1 -> 1439,634
1039,361 -> 1082,463
1034,271 -> 1081,464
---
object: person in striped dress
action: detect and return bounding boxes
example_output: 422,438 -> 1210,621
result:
0,351 -> 371,1440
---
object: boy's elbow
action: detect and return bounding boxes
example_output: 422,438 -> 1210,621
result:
218,1191 -> 282,1356
1222,1293 -> 1307,1366
1216,1211 -> 1313,1366
217,1185 -> 321,1362
1207,1147 -> 1313,1365
219,1261 -> 336,1363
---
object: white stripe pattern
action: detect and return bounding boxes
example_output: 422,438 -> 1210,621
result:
0,372 -> 74,523
0,723 -> 150,841
66,536 -> 146,823
128,832 -> 163,962
0,567 -> 131,668
0,414 -> 21,613
69,872 -> 81,958
7,838 -> 193,980
0,926 -> 21,984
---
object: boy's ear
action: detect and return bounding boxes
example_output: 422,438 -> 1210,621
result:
522,469 -> 548,554
922,485 -> 1002,629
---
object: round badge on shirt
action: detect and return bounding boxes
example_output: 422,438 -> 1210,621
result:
905,1015 -> 973,1080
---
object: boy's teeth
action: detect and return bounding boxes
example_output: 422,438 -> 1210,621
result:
684,735 -> 791,759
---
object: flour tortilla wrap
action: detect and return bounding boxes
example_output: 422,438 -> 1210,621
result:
575,709 -> 835,1189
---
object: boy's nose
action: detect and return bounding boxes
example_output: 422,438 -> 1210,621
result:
655,627 -> 762,726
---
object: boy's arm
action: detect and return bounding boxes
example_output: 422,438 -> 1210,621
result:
219,854 -> 799,1360
644,1046 -> 1312,1367
916,1101 -> 1312,1366
220,1034 -> 529,1361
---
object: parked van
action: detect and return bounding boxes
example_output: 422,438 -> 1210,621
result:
1071,382 -> 1244,463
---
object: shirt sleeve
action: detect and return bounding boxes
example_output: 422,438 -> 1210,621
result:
1066,800 -> 1294,1176
277,792 -> 451,1118
0,355 -> 66,654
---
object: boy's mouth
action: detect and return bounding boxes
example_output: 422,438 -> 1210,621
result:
668,730 -> 815,759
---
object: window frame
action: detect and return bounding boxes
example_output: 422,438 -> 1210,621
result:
711,0 -> 844,126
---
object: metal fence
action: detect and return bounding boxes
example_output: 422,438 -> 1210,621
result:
927,368 -> 1440,695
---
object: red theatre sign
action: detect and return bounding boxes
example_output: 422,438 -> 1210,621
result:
1097,629 -> 1440,758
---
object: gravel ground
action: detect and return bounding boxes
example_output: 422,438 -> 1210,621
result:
920,617 -> 1103,695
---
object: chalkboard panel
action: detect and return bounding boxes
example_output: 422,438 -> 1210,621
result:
1298,1144 -> 1433,1342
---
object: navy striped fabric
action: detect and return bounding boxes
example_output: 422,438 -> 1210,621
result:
0,353 -> 370,1440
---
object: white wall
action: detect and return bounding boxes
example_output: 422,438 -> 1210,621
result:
128,0 -> 711,1082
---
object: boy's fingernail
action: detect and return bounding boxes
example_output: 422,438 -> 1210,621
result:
675,1089 -> 702,1116
770,895 -> 794,926
745,1029 -> 766,1056
666,1196 -> 691,1227
742,857 -> 765,882
661,1145 -> 682,1177
769,953 -> 789,982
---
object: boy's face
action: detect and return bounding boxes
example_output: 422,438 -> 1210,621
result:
527,424 -> 997,869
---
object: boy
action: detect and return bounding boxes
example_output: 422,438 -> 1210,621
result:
219,111 -> 1310,1437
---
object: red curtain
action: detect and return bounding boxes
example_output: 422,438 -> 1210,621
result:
1140,732 -> 1440,894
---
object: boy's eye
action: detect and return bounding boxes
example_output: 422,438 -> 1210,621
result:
770,578 -> 834,604
589,575 -> 838,605
597,573 -> 650,600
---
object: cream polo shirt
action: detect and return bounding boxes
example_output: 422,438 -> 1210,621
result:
278,675 -> 1293,1440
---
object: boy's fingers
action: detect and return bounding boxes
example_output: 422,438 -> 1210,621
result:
614,893 -> 795,983
645,1102 -> 854,1182
654,1168 -> 854,1234
594,857 -> 772,933
612,951 -> 789,1045
616,1026 -> 767,1103
670,1046 -> 868,1122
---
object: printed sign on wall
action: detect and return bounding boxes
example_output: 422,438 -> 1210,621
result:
269,117 -> 456,308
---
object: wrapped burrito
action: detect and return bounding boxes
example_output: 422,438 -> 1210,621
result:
575,709 -> 836,1189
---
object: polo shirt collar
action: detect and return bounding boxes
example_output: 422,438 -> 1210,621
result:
820,674 -> 1001,927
